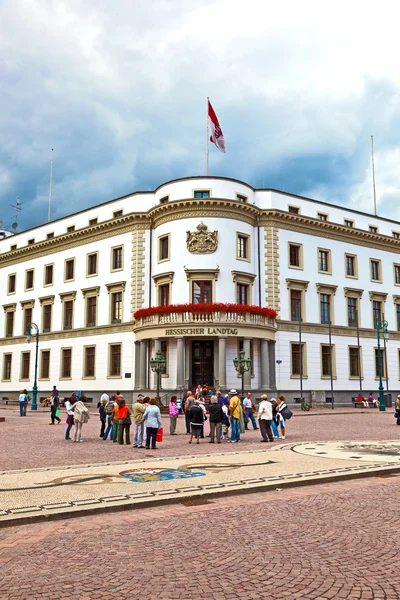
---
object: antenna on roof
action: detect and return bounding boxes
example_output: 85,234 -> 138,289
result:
371,135 -> 377,216
10,197 -> 24,232
47,148 -> 54,222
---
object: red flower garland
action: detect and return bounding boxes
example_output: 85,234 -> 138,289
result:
134,303 -> 277,320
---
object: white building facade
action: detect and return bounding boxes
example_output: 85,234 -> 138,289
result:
1,176 -> 399,405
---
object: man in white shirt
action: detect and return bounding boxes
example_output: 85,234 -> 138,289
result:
243,392 -> 258,430
100,392 -> 110,403
257,394 -> 274,442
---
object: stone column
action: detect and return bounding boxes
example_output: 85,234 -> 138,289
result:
268,340 -> 277,390
134,341 -> 140,390
260,339 -> 269,390
138,340 -> 147,390
152,338 -> 161,390
218,337 -> 227,390
243,338 -> 251,388
176,337 -> 185,390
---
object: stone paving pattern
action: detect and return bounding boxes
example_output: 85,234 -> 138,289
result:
0,407 -> 398,471
1,475 -> 399,599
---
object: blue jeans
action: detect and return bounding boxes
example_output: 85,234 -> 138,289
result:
230,417 -> 240,441
19,401 -> 25,416
103,416 -> 114,440
246,407 -> 258,429
271,419 -> 279,437
65,423 -> 72,439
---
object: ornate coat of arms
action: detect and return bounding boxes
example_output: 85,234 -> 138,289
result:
186,222 -> 218,254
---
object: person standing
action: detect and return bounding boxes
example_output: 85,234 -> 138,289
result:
243,392 -> 258,430
169,396 -> 179,435
132,394 -> 146,447
98,399 -> 107,438
49,392 -> 61,425
396,395 -> 400,425
64,395 -> 76,440
71,398 -> 90,442
103,395 -> 117,441
184,391 -> 195,434
257,394 -> 274,442
118,398 -> 132,445
143,398 -> 162,450
276,395 -> 288,440
221,399 -> 230,440
208,395 -> 223,443
270,399 -> 281,439
100,391 -> 110,404
228,389 -> 241,443
19,389 -> 27,417
188,399 -> 205,444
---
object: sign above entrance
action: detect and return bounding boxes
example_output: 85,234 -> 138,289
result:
165,327 -> 238,336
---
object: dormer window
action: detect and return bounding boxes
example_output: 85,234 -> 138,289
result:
89,218 -> 98,226
288,206 -> 300,214
236,194 -> 247,202
160,196 -> 169,204
67,225 -> 75,233
194,190 -> 210,198
28,238 -> 35,245
369,226 -> 378,234
113,209 -> 123,218
344,219 -> 354,227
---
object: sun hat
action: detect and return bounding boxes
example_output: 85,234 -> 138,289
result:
261,394 -> 268,399
229,389 -> 237,395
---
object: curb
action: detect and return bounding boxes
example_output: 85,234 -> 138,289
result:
1,463 -> 399,529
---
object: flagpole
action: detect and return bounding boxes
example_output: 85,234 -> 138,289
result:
206,97 -> 209,176
371,135 -> 377,216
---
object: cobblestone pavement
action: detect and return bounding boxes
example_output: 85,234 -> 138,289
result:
1,407 -> 398,470
0,475 -> 399,600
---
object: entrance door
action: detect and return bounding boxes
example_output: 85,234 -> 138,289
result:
191,341 -> 214,388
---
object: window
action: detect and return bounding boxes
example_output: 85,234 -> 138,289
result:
349,347 -> 361,378
5,311 -> 14,337
345,254 -> 357,278
347,297 -> 358,327
371,260 -> 381,282
44,264 -> 53,286
46,232 -> 54,239
112,246 -> 123,271
84,346 -> 96,377
109,344 -> 121,377
369,226 -> 378,233
63,300 -> 73,330
394,265 -> 400,285
321,345 -> 334,377
289,243 -> 302,268
111,292 -> 123,323
113,209 -> 123,218
23,307 -> 32,335
317,213 -> 328,221
194,190 -> 210,198
159,284 -> 169,306
89,218 -> 98,225
318,249 -> 330,273
10,244 -> 17,250
396,305 -> 400,332
160,196 -> 169,204
288,206 -> 300,214
192,280 -> 212,304
237,283 -> 249,304
289,290 -> 301,321
40,350 -> 50,379
67,225 -> 75,233
25,269 -> 34,290
2,354 -> 12,380
42,304 -> 52,333
65,259 -> 75,281
372,300 -> 382,328
20,352 -> 30,380
375,348 -> 387,379
86,296 -> 97,327
237,234 -> 249,260
344,219 -> 354,227
61,348 -> 72,378
87,253 -> 98,276
320,294 -> 331,324
8,274 -> 16,294
28,238 -> 35,245
393,231 -> 400,239
159,235 -> 169,261
236,194 -> 247,202
291,343 -> 305,377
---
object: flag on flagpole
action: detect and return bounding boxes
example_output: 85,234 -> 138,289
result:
208,100 -> 226,153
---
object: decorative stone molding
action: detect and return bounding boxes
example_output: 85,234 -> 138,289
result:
231,270 -> 256,284
316,283 -> 338,295
184,267 -> 220,281
369,291 -> 388,301
186,222 -> 218,254
393,295 -> 400,305
106,281 -> 126,294
81,286 -> 100,297
2,303 -> 16,312
152,272 -> 174,284
150,198 -> 259,228
131,229 -> 146,314
264,226 -> 280,316
38,295 -> 55,305
59,291 -> 77,301
20,299 -> 35,308
343,287 -> 364,298
0,321 -> 134,345
285,278 -> 310,290
277,319 -> 400,340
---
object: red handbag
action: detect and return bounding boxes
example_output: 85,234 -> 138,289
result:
156,427 -> 163,442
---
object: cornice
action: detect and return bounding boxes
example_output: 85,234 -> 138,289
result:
0,321 -> 134,346
277,319 -> 400,340
0,214 -> 151,267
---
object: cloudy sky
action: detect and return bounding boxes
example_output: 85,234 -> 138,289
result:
1,0 -> 400,231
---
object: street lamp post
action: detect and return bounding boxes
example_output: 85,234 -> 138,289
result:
150,350 -> 166,406
376,319 -> 389,412
26,322 -> 39,411
233,349 -> 252,401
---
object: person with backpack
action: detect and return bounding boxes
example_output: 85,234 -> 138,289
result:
132,394 -> 146,448
103,395 -> 117,441
49,392 -> 61,425
98,398 -> 108,438
64,395 -> 76,440
276,395 -> 293,440
117,398 -> 132,445
208,395 -> 223,443
71,398 -> 90,442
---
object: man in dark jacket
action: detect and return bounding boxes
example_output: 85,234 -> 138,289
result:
208,395 -> 224,443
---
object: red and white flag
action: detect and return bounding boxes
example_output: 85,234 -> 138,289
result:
208,99 -> 226,153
